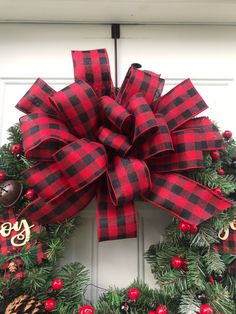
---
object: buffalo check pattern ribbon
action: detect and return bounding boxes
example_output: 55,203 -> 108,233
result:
16,48 -> 232,241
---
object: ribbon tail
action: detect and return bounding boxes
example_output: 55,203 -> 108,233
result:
72,48 -> 115,98
96,180 -> 137,241
19,185 -> 95,224
143,173 -> 232,225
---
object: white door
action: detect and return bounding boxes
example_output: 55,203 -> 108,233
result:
0,23 -> 236,301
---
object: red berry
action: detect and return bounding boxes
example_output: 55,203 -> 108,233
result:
208,275 -> 214,284
0,171 -> 6,181
51,278 -> 63,291
25,189 -> 36,201
78,305 -> 95,314
178,221 -> 191,233
128,287 -> 140,300
11,144 -> 23,155
156,305 -> 168,314
148,312 -> 156,314
211,151 -> 220,162
189,224 -> 198,234
44,298 -> 56,312
200,303 -> 214,314
217,169 -> 225,175
171,256 -> 183,269
181,259 -> 189,271
223,130 -> 232,140
213,187 -> 222,196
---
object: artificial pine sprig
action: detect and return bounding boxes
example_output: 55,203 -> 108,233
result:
206,282 -> 235,314
0,144 -> 25,179
178,291 -> 201,314
190,222 -> 219,248
211,204 -> 236,231
95,280 -> 172,314
53,262 -> 90,314
21,266 -> 53,296
7,124 -> 23,144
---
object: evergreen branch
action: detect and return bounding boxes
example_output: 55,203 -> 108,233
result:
190,222 -> 218,248
206,282 -> 235,314
0,144 -> 26,178
178,291 -> 201,314
46,238 -> 66,264
185,251 -> 206,290
95,281 -> 173,314
203,249 -> 226,275
47,217 -> 79,242
22,266 -> 52,298
211,205 -> 236,231
55,262 -> 89,313
223,270 -> 236,299
7,124 -> 22,144
165,219 -> 193,246
187,169 -> 236,195
157,270 -> 189,296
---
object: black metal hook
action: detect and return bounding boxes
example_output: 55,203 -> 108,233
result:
131,63 -> 142,69
111,24 -> 120,90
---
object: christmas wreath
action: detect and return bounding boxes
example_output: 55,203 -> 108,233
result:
0,49 -> 235,313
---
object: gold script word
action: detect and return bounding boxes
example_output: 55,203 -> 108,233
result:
0,219 -> 35,247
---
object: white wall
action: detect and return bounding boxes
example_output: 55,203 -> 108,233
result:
0,23 -> 236,301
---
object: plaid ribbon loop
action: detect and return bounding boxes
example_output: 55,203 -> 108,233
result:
53,139 -> 107,192
49,82 -> 99,140
97,127 -> 132,157
107,156 -> 151,207
16,48 -> 232,241
20,113 -> 77,161
147,129 -> 204,172
99,96 -> 134,136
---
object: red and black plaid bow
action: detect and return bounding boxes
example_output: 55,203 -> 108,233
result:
16,48 -> 232,241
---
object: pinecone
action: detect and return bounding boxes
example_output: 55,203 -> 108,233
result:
8,261 -> 17,273
5,295 -> 43,314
